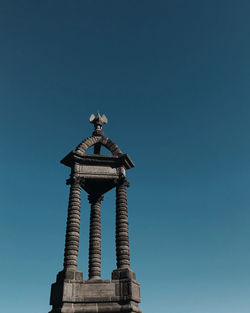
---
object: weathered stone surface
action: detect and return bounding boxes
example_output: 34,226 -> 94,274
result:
76,164 -> 118,177
50,278 -> 141,313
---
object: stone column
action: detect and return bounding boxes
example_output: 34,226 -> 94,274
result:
115,180 -> 130,269
63,176 -> 81,271
88,194 -> 104,280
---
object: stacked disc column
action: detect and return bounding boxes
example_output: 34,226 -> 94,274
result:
63,177 -> 81,270
88,194 -> 104,279
115,180 -> 131,269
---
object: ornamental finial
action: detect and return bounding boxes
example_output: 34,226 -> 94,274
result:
89,113 -> 108,136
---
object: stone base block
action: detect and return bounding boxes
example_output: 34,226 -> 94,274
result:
49,269 -> 141,313
111,268 -> 136,280
56,269 -> 83,282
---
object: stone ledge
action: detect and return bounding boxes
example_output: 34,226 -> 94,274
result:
49,301 -> 142,313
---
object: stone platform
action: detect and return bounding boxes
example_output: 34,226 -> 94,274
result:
50,270 -> 141,313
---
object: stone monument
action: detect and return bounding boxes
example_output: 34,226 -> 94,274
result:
49,113 -> 142,313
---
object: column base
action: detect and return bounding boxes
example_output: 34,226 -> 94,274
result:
56,269 -> 83,282
111,268 -> 136,280
50,269 -> 83,309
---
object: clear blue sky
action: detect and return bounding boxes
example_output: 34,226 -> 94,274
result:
0,1 -> 250,313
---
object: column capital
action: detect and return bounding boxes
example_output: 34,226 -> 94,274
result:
66,175 -> 81,186
88,194 -> 104,205
115,178 -> 130,188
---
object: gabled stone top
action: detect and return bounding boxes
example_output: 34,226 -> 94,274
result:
60,113 -> 135,170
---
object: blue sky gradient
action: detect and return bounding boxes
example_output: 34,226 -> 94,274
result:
0,1 -> 250,313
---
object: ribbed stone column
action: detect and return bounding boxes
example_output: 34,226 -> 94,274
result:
63,177 -> 81,270
116,180 -> 130,269
88,194 -> 104,280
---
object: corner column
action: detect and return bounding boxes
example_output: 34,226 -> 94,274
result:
115,179 -> 130,269
88,194 -> 104,280
63,176 -> 81,271
112,179 -> 136,280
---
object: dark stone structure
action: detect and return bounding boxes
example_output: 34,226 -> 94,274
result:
49,113 -> 142,313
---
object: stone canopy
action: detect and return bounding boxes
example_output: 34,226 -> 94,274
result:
49,113 -> 142,313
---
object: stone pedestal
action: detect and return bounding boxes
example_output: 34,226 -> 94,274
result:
50,274 -> 141,313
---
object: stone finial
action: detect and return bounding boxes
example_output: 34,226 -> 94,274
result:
89,113 -> 108,136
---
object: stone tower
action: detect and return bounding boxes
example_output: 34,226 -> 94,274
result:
49,113 -> 142,313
